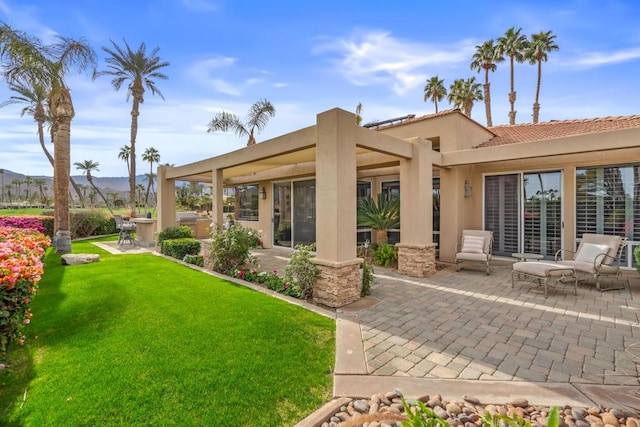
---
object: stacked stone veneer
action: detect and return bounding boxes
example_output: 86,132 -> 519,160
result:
396,243 -> 436,277
312,258 -> 362,308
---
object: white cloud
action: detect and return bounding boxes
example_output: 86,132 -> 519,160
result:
315,30 -> 475,95
574,47 -> 640,67
186,57 -> 269,96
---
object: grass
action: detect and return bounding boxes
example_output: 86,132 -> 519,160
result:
0,238 -> 335,426
0,207 -> 47,216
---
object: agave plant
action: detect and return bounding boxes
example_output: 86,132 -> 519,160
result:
357,194 -> 400,244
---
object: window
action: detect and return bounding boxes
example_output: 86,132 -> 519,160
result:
576,164 -> 639,267
357,181 -> 372,245
236,184 -> 259,221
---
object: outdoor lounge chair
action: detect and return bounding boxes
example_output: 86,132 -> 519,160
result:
555,233 -> 628,291
455,230 -> 493,275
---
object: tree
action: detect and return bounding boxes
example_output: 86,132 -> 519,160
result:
355,102 -> 363,125
4,185 -> 11,204
470,40 -> 503,127
447,78 -> 483,117
423,76 -> 447,113
496,27 -> 529,125
0,169 -> 4,205
11,179 -> 22,201
74,160 -> 113,214
1,23 -> 96,252
357,194 -> 400,244
142,146 -> 160,206
118,145 -> 131,178
526,30 -> 559,123
23,176 -> 32,200
207,98 -> 276,146
135,183 -> 145,208
0,78 -> 85,205
93,39 -> 170,217
34,178 -> 46,204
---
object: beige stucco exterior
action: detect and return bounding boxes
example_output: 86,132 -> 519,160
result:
158,108 -> 640,307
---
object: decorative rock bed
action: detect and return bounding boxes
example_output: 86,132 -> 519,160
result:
319,390 -> 639,427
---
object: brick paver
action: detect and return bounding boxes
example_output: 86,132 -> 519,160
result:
357,262 -> 640,385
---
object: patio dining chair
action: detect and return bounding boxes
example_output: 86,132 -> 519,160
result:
555,233 -> 628,291
455,230 -> 493,275
114,214 -> 136,246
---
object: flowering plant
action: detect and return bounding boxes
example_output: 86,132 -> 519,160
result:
0,226 -> 51,363
227,268 -> 303,298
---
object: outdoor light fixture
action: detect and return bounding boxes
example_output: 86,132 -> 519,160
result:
464,180 -> 472,197
260,187 -> 267,200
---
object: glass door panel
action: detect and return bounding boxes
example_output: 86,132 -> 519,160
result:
293,180 -> 316,246
523,172 -> 562,258
273,182 -> 291,247
484,174 -> 520,257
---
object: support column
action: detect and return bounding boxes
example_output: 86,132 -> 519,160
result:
211,169 -> 224,229
313,108 -> 362,308
397,138 -> 436,277
563,165 -> 576,252
156,166 -> 176,240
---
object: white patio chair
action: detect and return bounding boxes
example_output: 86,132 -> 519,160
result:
455,230 -> 493,275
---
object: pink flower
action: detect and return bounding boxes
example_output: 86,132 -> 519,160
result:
273,270 -> 278,274
0,363 -> 5,370
23,319 -> 30,324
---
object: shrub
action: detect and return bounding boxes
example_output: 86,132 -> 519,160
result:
635,247 -> 640,273
372,242 -> 398,267
70,210 -> 115,238
206,224 -> 260,273
161,238 -> 201,260
361,262 -> 374,296
0,216 -> 46,234
227,268 -> 300,298
40,216 -> 54,238
157,226 -> 193,248
0,227 -> 51,362
183,254 -> 204,267
284,244 -> 319,299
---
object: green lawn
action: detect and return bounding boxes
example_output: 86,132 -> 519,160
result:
0,239 -> 335,426
0,207 -> 48,216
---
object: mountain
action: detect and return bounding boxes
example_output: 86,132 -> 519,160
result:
0,169 -> 146,194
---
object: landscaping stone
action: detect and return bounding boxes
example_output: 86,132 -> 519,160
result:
61,254 -> 100,265
318,391 -> 639,427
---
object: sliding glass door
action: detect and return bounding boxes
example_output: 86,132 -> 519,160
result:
484,171 -> 562,259
272,179 -> 316,247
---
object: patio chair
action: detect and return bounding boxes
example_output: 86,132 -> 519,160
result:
555,234 -> 628,291
114,215 -> 136,246
455,230 -> 493,275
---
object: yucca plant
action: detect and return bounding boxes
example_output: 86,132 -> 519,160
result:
357,194 -> 400,244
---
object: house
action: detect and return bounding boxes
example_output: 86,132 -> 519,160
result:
157,108 -> 640,307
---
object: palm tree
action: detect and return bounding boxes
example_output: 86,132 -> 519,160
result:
74,160 -> 113,214
0,169 -> 4,205
143,173 -> 157,207
423,76 -> 447,113
118,145 -> 131,178
1,23 -> 96,252
0,78 -> 85,205
207,98 -> 276,146
34,178 -> 46,204
142,146 -> 160,206
11,179 -> 22,201
470,40 -> 503,127
357,194 -> 400,244
496,27 -> 529,125
355,102 -> 363,125
526,30 -> 559,124
23,176 -> 32,200
135,183 -> 145,209
447,78 -> 483,117
93,40 -> 169,217
4,185 -> 12,204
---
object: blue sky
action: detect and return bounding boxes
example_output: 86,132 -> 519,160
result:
1,0 -> 639,177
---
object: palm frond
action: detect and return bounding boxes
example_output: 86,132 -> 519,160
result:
207,111 -> 248,137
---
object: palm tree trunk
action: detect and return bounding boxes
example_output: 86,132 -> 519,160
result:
532,59 -> 542,124
88,177 -> 114,215
376,229 -> 388,244
509,56 -> 517,125
434,99 -> 439,114
51,88 -> 74,253
129,92 -> 142,217
483,68 -> 493,127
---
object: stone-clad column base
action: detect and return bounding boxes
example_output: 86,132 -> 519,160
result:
312,258 -> 363,308
397,243 -> 437,278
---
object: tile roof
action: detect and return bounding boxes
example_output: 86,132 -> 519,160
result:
480,115 -> 640,147
368,108 -> 467,130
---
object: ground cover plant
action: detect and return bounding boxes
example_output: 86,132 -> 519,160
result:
0,238 -> 335,425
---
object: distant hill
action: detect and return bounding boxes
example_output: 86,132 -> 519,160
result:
0,169 -> 146,194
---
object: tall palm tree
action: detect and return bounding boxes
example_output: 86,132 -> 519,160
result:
143,172 -> 156,207
423,76 -> 447,113
23,176 -> 32,200
526,30 -> 559,124
1,23 -> 96,252
496,27 -> 529,125
11,179 -> 22,201
0,169 -> 4,205
142,146 -> 160,206
135,183 -> 145,209
34,178 -> 46,204
0,78 -> 85,205
118,145 -> 131,178
355,102 -> 363,125
207,98 -> 276,146
4,185 -> 12,204
470,40 -> 503,127
93,39 -> 170,217
74,160 -> 113,214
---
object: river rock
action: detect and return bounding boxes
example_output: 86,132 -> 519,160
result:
61,253 -> 100,265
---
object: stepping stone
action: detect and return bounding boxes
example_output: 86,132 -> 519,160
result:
61,254 -> 100,265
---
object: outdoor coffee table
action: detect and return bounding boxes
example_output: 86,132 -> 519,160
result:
511,261 -> 577,297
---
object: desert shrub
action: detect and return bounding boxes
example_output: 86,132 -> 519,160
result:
206,224 -> 260,273
372,242 -> 398,267
284,244 -> 319,299
96,216 -> 117,235
157,226 -> 193,248
0,227 -> 51,362
40,216 -> 54,238
70,210 -> 115,238
361,262 -> 374,296
183,254 -> 204,267
161,238 -> 201,260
